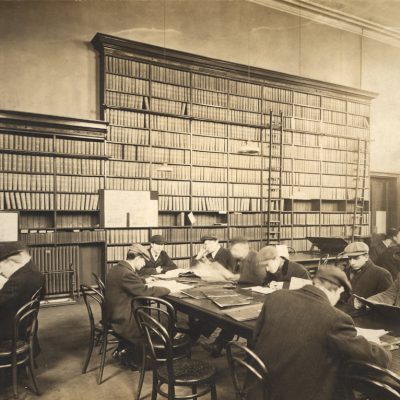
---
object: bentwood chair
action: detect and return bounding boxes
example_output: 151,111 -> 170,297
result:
226,341 -> 269,400
30,286 -> 44,368
132,296 -> 192,400
0,299 -> 41,398
92,273 -> 105,296
80,284 -> 118,384
343,361 -> 400,399
135,309 -> 217,400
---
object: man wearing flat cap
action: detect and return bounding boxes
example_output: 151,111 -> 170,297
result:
0,241 -> 44,341
105,243 -> 171,361
138,234 -> 177,277
342,241 -> 392,306
256,245 -> 309,287
250,264 -> 391,400
191,235 -> 235,271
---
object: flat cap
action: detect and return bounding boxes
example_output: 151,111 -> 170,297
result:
200,235 -> 218,242
127,243 -> 150,261
256,246 -> 279,263
0,241 -> 28,262
230,236 -> 249,245
342,241 -> 369,257
316,264 -> 352,292
150,235 -> 166,245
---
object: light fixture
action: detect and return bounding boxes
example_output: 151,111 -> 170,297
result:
156,163 -> 173,173
238,141 -> 260,155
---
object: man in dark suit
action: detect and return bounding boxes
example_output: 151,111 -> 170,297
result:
256,245 -> 310,287
138,235 -> 177,277
251,265 -> 391,400
192,235 -> 235,271
342,242 -> 393,307
0,241 -> 44,341
376,244 -> 400,280
105,243 -> 171,346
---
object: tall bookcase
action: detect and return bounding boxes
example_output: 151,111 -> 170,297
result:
92,33 -> 373,269
0,110 -> 108,297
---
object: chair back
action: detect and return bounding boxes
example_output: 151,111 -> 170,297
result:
13,299 -> 40,348
344,361 -> 400,398
226,341 -> 269,400
30,287 -> 43,302
345,375 -> 400,400
92,273 -> 106,295
132,296 -> 177,336
80,284 -> 104,329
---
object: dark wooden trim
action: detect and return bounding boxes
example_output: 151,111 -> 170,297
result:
91,32 -> 377,102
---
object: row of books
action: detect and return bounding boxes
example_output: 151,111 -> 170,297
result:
264,87 -> 293,103
107,245 -> 186,262
1,192 -> 54,210
151,130 -> 189,148
56,176 -> 104,193
55,214 -> 99,228
348,114 -> 369,129
56,194 -> 99,211
263,100 -> 293,116
30,245 -> 79,295
105,109 -> 148,128
322,110 -> 347,125
282,213 -> 319,225
321,123 -> 368,140
56,158 -> 104,176
348,101 -> 370,117
283,145 -> 320,160
20,229 -> 106,245
192,135 -> 227,152
159,196 -> 190,211
192,151 -> 228,167
292,131 -> 319,147
321,136 -> 361,151
282,172 -> 320,186
108,161 -> 150,178
106,177 -> 150,191
105,74 -> 149,95
150,115 -> 190,133
294,105 -> 321,121
151,98 -> 189,116
153,65 -> 191,86
192,182 -> 227,197
189,213 -> 227,226
154,180 -> 190,196
108,126 -> 149,145
152,82 -> 190,101
105,56 -> 149,78
105,91 -> 145,109
107,229 -> 149,244
20,214 -> 54,229
192,166 -> 227,182
192,89 -> 229,108
0,173 -> 54,191
321,97 -> 347,112
0,133 -> 53,153
293,91 -> 321,108
0,154 -> 53,173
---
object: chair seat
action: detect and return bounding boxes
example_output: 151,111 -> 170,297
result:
158,359 -> 216,384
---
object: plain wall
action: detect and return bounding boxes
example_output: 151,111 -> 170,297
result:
0,0 -> 399,172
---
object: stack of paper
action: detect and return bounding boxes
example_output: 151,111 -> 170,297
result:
147,279 -> 193,293
248,286 -> 277,295
355,327 -> 389,345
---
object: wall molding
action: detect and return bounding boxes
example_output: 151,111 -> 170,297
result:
249,0 -> 400,48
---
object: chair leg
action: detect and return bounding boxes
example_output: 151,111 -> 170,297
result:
151,369 -> 158,400
12,358 -> 18,399
210,382 -> 217,400
82,329 -> 95,374
135,344 -> 147,400
28,356 -> 41,395
97,332 -> 108,385
168,382 -> 175,400
192,384 -> 197,399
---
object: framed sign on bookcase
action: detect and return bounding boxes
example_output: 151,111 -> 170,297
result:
0,211 -> 19,241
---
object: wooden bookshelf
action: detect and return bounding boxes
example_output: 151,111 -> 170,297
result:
92,32 -> 373,265
0,110 -> 108,297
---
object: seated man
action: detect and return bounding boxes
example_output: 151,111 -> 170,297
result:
368,273 -> 400,306
0,241 -> 45,341
256,245 -> 310,287
231,237 -> 265,285
138,235 -> 177,277
376,244 -> 400,280
370,227 -> 400,264
251,265 -> 391,400
191,235 -> 235,272
342,242 -> 393,306
105,243 -> 171,363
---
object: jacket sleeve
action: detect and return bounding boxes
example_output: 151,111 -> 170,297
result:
0,278 -> 19,307
253,302 -> 267,344
160,252 -> 177,273
376,269 -> 393,293
293,263 -> 311,279
369,275 -> 400,305
327,312 -> 391,368
369,246 -> 379,264
121,271 -> 170,297
138,265 -> 158,277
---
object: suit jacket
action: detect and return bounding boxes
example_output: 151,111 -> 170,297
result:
263,259 -> 310,286
376,245 -> 400,280
370,240 -> 392,264
138,250 -> 177,277
252,285 -> 391,400
369,273 -> 400,306
237,250 -> 266,285
105,260 -> 170,343
0,260 -> 45,340
344,260 -> 393,301
191,246 -> 236,272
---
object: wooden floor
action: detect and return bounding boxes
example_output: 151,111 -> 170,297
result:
0,301 -> 237,400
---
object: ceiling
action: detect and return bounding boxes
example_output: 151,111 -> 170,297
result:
303,0 -> 400,31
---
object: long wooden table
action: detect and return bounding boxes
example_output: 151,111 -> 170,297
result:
166,284 -> 400,375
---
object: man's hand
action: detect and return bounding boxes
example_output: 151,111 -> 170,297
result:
155,266 -> 163,274
195,246 -> 209,260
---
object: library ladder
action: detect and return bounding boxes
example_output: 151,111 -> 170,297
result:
266,111 -> 284,245
351,138 -> 368,241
